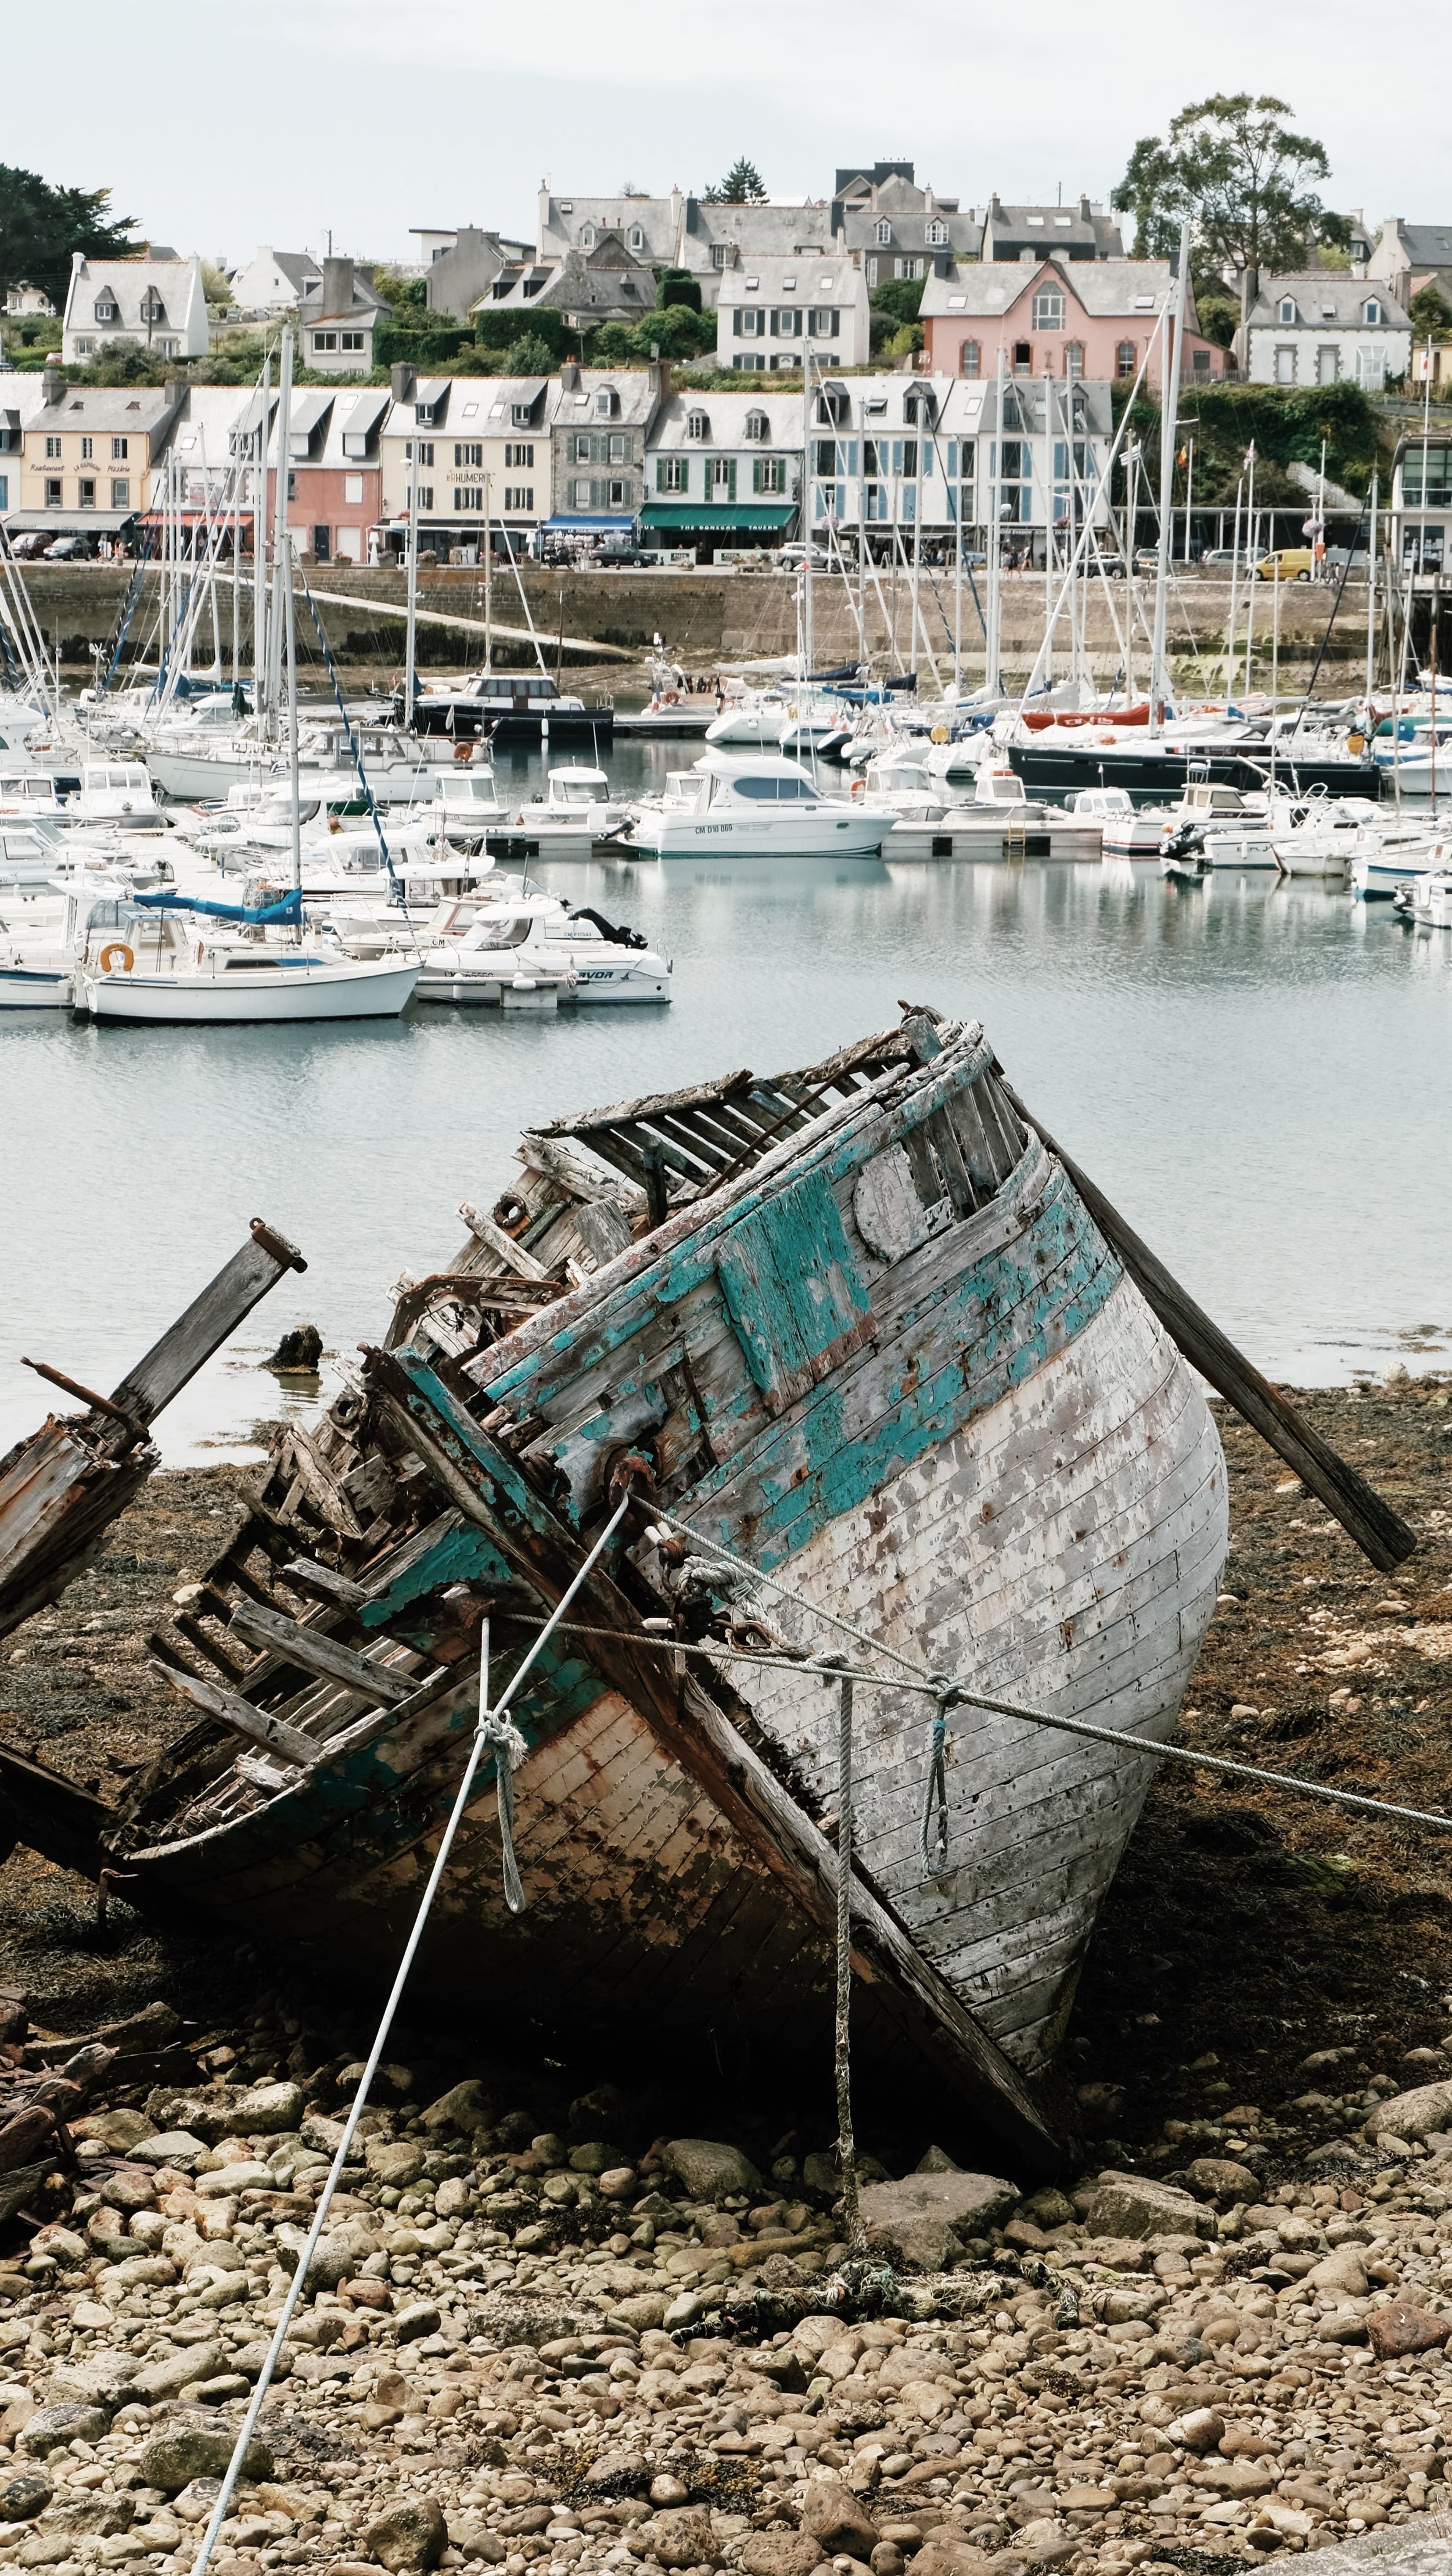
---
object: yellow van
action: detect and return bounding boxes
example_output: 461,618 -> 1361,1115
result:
1254,548 -> 1314,581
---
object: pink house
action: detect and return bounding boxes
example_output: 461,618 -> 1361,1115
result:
920,258 -> 1228,389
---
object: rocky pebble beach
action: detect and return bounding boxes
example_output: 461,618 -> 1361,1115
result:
0,1379 -> 1450,2576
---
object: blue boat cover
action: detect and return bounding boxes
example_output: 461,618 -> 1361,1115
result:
133,888 -> 304,926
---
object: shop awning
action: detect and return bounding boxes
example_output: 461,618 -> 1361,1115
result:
638,502 -> 797,531
2,509 -> 138,534
542,513 -> 637,533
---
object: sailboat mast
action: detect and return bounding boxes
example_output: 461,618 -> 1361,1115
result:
986,351 -> 1005,694
278,327 -> 302,924
404,405 -> 419,724
1149,222 -> 1189,734
252,350 -> 269,718
802,345 -> 814,682
1365,472 -> 1378,700
1242,445 -> 1257,698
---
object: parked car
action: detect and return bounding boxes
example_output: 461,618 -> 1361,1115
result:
44,534 -> 98,562
1199,547 -> 1257,572
6,531 -> 50,561
589,536 -> 650,566
1255,548 -> 1314,581
777,542 -> 832,570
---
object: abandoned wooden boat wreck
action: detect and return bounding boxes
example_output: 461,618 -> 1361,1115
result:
0,1009 -> 1413,2165
0,1219 -> 306,1643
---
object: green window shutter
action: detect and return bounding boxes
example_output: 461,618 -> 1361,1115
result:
656,458 -> 667,492
752,457 -> 762,494
728,459 -> 737,502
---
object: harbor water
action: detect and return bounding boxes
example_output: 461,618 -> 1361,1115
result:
4,738 -> 1452,1463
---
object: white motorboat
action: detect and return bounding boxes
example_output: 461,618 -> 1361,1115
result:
704,690 -> 790,748
1348,820 -> 1442,900
64,762 -> 166,832
71,892 -> 419,1023
1072,786 -> 1165,857
852,748 -> 953,822
972,763 -> 1056,822
0,770 -> 67,827
1271,799 -> 1390,879
507,766 -> 632,860
1394,871 -> 1452,928
356,885 -> 670,1006
623,755 -> 886,859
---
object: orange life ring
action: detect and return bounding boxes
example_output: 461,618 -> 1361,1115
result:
98,942 -> 134,975
851,778 -> 865,799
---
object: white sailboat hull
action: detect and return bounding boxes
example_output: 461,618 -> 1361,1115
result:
148,749 -> 444,807
76,955 -> 420,1025
0,968 -> 72,1009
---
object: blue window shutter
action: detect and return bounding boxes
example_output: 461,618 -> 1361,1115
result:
734,310 -> 743,337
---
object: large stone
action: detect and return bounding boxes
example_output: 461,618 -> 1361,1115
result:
362,2498 -> 448,2573
133,2341 -> 225,2403
129,2131 -> 210,2168
1202,2462 -> 1277,2498
365,2139 -> 426,2188
217,2081 -> 305,2137
1367,2301 -> 1451,2360
739,2536 -> 822,2576
71,2111 -> 156,2153
45,2353 -> 141,2412
300,2112 -> 347,2157
663,2139 -> 762,2201
274,2219 -> 379,2289
800,2480 -> 879,2560
645,2511 -> 718,2570
1083,2170 -> 1216,2242
1184,2157 -> 1260,2200
609,2294 -> 669,2333
1280,2520 -> 1452,2576
419,2082 -> 493,2135
0,2476 -> 51,2524
1307,2245 -> 1370,2298
1366,2082 -> 1452,2144
138,2420 -> 274,2494
858,2172 -> 1018,2270
910,2545 -> 998,2576
18,2405 -> 112,2457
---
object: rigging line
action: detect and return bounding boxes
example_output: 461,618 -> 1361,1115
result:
650,1504 -> 923,1680
185,1485 -> 635,2576
298,570 -> 412,932
504,1612 -> 1452,1835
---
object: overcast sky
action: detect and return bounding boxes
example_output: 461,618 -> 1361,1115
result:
13,0 -> 1449,268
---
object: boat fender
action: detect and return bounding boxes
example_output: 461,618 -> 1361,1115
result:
98,942 -> 134,975
851,778 -> 865,799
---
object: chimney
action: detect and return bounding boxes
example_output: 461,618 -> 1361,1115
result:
1080,195 -> 1092,221
321,255 -> 354,317
391,362 -> 416,402
40,362 -> 64,408
560,361 -> 581,391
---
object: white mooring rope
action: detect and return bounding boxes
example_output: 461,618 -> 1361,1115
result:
186,1489 -> 635,2576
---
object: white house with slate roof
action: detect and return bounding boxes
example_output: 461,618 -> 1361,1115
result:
642,389 -> 802,552
228,248 -> 323,318
62,253 -> 209,365
1241,273 -> 1411,389
715,257 -> 870,372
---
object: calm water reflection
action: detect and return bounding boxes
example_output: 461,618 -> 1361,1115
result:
5,799 -> 1451,1460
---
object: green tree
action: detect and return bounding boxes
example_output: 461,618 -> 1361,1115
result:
703,158 -> 767,206
1410,284 -> 1452,342
200,260 -> 232,310
1112,95 -> 1349,283
0,163 -> 136,312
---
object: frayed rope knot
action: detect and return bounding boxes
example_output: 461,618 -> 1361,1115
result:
480,1713 -> 529,1914
919,1675 -> 969,1878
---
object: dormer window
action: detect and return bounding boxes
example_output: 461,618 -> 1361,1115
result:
1033,288 -> 1065,330
1364,298 -> 1381,324
745,276 -> 759,290
686,409 -> 709,440
1279,297 -> 1297,324
782,276 -> 796,290
628,225 -> 644,251
875,220 -> 892,246
594,387 -> 618,417
511,403 -> 532,426
744,410 -> 768,441
140,287 -> 166,324
94,296 -> 118,324
925,220 -> 948,247
580,224 -> 596,249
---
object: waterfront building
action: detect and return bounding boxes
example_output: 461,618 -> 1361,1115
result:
379,369 -> 560,558
298,258 -> 387,378
919,257 -> 1225,388
642,388 -> 802,552
1391,425 -> 1452,579
62,252 -> 209,366
978,195 -> 1124,263
802,369 -> 1115,558
412,228 -> 532,317
228,247 -> 322,318
13,368 -> 188,544
715,257 -> 871,372
543,362 -> 666,545
1239,272 -> 1412,390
